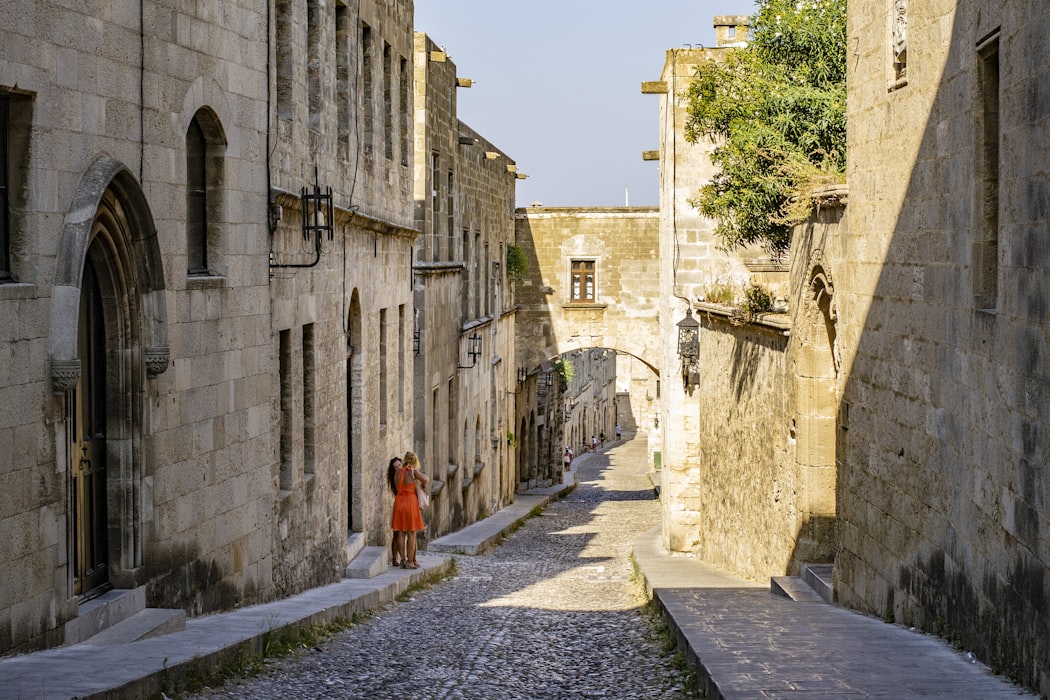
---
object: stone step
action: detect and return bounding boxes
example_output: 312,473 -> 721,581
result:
64,587 -> 147,645
85,608 -> 187,645
802,563 -> 835,604
770,575 -> 825,603
344,545 -> 390,579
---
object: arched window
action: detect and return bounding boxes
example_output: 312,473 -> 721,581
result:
186,117 -> 207,274
185,109 -> 225,276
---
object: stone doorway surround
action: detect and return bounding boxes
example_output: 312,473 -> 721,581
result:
48,156 -> 170,597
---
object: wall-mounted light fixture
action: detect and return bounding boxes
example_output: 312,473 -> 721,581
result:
457,331 -> 482,369
456,77 -> 474,88
677,308 -> 701,391
413,311 -> 422,355
270,165 -> 334,270
515,173 -> 528,180
484,151 -> 501,160
302,165 -> 334,243
537,371 -> 554,397
458,135 -> 478,146
517,366 -> 528,385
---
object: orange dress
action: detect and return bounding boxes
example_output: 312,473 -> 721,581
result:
390,467 -> 424,532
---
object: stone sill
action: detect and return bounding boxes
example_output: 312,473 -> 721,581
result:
560,303 -> 608,310
0,281 -> 36,300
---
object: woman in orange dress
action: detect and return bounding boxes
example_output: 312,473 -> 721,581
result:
390,451 -> 428,569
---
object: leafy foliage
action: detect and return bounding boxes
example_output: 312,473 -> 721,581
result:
684,0 -> 846,256
506,244 -> 528,283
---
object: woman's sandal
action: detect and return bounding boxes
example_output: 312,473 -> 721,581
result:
406,561 -> 420,569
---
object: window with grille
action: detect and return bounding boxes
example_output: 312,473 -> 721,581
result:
570,260 -> 595,302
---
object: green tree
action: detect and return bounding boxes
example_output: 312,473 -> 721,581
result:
684,0 -> 846,256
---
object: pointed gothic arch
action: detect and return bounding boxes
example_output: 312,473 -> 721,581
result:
48,156 -> 168,594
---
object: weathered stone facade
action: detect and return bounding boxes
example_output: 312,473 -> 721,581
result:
268,0 -> 417,594
841,0 -> 1049,691
514,206 -> 662,473
0,0 -> 417,655
646,22 -> 796,555
411,33 -> 519,536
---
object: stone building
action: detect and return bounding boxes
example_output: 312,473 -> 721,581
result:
514,206 -> 662,479
652,5 -> 1049,694
839,0 -> 1049,691
268,0 -> 416,593
643,17 -> 799,554
0,0 -> 416,655
410,33 -> 520,536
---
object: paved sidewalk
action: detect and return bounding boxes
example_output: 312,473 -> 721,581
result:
633,523 -> 1035,699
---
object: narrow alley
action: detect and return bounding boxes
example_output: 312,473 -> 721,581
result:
191,436 -> 696,699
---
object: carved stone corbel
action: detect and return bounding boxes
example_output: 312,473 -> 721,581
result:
145,346 -> 170,378
51,358 -> 82,395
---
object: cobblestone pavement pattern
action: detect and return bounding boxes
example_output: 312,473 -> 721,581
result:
191,442 -> 695,700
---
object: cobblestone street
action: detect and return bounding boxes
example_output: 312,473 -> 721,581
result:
192,439 -> 696,699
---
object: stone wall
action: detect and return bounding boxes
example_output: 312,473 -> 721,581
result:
411,33 -> 519,538
843,1 -> 1049,692
0,0 -> 418,655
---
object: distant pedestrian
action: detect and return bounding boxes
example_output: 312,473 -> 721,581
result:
599,431 -> 606,448
615,423 -> 622,440
591,435 -> 597,452
563,446 -> 573,471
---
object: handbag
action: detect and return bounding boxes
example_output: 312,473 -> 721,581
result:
415,476 -> 429,509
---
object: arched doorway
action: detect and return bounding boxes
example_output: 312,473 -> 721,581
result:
49,158 -> 168,599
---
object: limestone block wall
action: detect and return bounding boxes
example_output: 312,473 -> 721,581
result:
0,0 -> 273,653
650,44 -> 787,553
844,0 -> 1049,692
411,33 -> 518,538
684,310 -> 796,576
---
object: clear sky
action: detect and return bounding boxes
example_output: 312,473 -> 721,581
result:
413,1 -> 758,208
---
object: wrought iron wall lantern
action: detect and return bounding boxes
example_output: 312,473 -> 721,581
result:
302,165 -> 334,244
677,308 -> 701,391
269,165 -> 334,270
457,331 -> 482,369
413,310 -> 422,355
517,366 -> 528,385
536,371 -> 554,397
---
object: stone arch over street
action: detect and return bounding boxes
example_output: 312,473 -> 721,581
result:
513,207 -> 662,381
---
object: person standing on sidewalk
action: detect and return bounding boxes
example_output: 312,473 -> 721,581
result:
391,452 -> 428,569
563,446 -> 573,471
615,422 -> 622,440
591,435 -> 597,452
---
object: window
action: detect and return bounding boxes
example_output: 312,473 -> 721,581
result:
186,118 -> 207,274
0,94 -> 10,280
975,33 -> 1000,311
430,153 -> 440,260
383,42 -> 392,160
279,329 -> 293,492
379,308 -> 388,426
307,0 -> 321,130
399,56 -> 409,165
186,109 -> 224,276
446,171 -> 454,261
361,23 -> 374,153
275,0 -> 293,119
336,3 -> 350,149
0,90 -> 29,282
570,260 -> 596,302
303,324 -> 316,477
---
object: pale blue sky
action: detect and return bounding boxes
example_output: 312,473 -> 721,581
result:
414,1 -> 758,207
